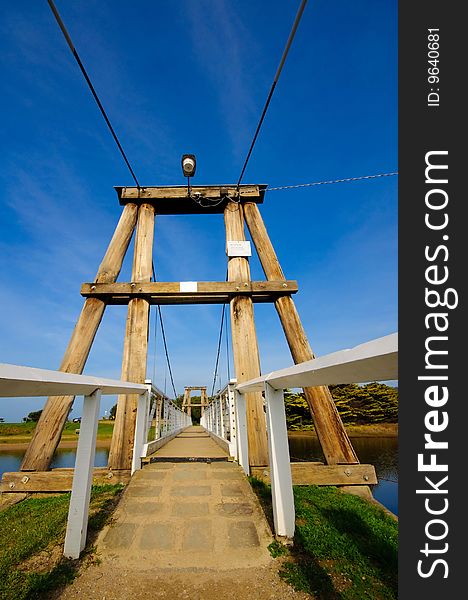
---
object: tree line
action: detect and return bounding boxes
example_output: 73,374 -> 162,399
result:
285,382 -> 398,430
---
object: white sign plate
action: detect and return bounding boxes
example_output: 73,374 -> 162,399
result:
227,241 -> 252,257
180,281 -> 198,293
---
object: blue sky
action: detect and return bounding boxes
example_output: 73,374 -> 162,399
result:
0,0 -> 397,421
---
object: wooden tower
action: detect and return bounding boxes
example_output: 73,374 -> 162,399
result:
20,184 -> 359,472
182,387 -> 209,417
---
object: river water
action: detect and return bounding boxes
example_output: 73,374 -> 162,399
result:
288,434 -> 398,515
0,435 -> 398,515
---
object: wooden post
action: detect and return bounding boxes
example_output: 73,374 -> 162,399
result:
182,388 -> 191,417
108,203 -> 155,470
243,202 -> 359,465
224,202 -> 268,466
201,387 -> 208,416
21,204 -> 139,471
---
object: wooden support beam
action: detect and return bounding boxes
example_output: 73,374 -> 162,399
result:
20,204 -> 139,472
108,203 -> 155,470
182,388 -> 191,417
243,202 -> 359,465
224,202 -> 268,467
115,184 -> 266,214
1,468 -> 131,493
250,463 -> 378,486
80,280 -> 298,304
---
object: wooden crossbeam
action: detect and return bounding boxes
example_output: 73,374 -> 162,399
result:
1,468 -> 131,493
250,463 -> 378,486
80,280 -> 298,305
115,184 -> 266,214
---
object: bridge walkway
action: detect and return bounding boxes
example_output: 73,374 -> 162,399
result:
58,426 -> 308,599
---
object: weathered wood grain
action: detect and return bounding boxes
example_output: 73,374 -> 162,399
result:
20,204 -> 139,472
224,202 -> 268,467
1,468 -> 131,493
108,203 -> 155,470
250,463 -> 377,486
243,201 -> 359,465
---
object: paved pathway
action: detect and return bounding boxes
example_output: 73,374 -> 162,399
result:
58,427 -> 308,599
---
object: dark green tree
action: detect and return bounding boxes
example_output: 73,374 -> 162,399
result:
23,410 -> 43,423
283,383 -> 398,429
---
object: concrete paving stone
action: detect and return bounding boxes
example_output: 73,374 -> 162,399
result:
103,523 -> 137,548
221,484 -> 244,497
127,485 -> 162,498
215,502 -> 254,517
210,470 -> 243,480
182,520 -> 214,550
139,523 -> 175,551
172,502 -> 209,517
173,470 -> 207,481
178,461 -> 210,470
146,462 -> 174,469
123,501 -> 165,516
209,461 -> 233,468
170,485 -> 212,497
136,471 -> 168,480
228,521 -> 260,548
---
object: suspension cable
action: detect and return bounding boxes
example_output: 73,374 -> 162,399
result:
210,303 -> 226,397
152,263 -> 177,398
237,0 -> 308,188
225,305 -> 231,382
267,171 -> 398,191
151,305 -> 158,385
47,0 -> 141,187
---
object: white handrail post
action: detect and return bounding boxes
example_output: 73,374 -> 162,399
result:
220,395 -> 226,439
234,389 -> 249,475
228,385 -> 238,460
264,382 -> 295,539
64,389 -> 101,559
132,385 -> 150,474
155,397 -> 162,439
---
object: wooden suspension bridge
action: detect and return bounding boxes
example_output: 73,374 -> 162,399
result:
0,184 -> 398,569
0,2 -> 398,595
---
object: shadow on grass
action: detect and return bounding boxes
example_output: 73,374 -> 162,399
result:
317,505 -> 397,594
249,477 -> 397,599
0,485 -> 124,600
249,477 -> 343,598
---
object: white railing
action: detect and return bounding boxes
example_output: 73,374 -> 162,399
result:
0,363 -> 148,560
233,333 -> 398,540
134,380 -> 192,462
200,381 -> 241,461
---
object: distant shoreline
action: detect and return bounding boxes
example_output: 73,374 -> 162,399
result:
288,423 -> 398,438
0,423 -> 397,452
0,439 -> 112,452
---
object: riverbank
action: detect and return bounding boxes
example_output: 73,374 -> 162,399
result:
0,421 -> 114,451
0,423 -> 397,452
0,439 -> 112,452
288,423 -> 398,438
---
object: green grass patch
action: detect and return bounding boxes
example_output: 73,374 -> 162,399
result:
0,422 -> 38,436
0,484 -> 123,600
0,421 -> 115,442
249,477 -> 398,599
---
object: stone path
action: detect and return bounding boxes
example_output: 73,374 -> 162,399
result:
153,426 -> 227,459
58,427 -> 309,599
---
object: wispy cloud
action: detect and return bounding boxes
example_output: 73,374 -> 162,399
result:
185,0 -> 261,160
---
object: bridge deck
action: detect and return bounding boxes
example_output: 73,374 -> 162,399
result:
58,427 -> 308,599
152,425 -> 227,459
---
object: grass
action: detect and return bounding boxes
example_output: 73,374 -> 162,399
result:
249,477 -> 398,599
0,484 -> 123,600
0,421 -> 115,444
